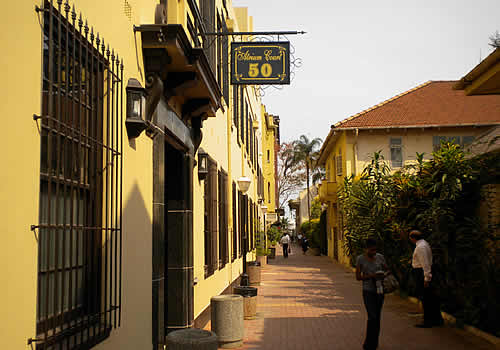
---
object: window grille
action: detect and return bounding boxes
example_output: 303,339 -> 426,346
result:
390,137 -> 403,168
336,150 -> 343,177
238,191 -> 244,257
33,1 -> 123,348
233,85 -> 239,131
433,136 -> 473,152
204,157 -> 218,278
232,182 -> 238,261
218,170 -> 229,268
239,90 -> 245,145
201,0 -> 216,73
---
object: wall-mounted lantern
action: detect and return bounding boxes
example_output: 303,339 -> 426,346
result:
125,78 -> 148,139
198,148 -> 208,180
237,176 -> 251,194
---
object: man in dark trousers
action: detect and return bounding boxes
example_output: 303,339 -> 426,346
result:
409,230 -> 444,328
280,233 -> 291,258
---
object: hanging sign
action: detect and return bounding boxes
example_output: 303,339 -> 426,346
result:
231,42 -> 290,85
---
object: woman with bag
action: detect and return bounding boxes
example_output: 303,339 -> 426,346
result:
355,238 -> 389,350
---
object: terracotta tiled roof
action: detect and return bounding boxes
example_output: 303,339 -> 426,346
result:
334,81 -> 500,129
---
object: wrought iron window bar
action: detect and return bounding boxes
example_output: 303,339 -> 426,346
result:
30,1 -> 123,348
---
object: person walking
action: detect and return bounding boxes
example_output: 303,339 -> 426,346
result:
280,233 -> 291,258
409,230 -> 444,328
356,238 -> 388,350
301,236 -> 309,254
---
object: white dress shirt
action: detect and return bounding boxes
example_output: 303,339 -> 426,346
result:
412,239 -> 433,282
280,235 -> 291,245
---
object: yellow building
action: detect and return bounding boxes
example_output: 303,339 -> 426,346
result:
1,1 -> 275,349
318,81 -> 500,266
261,107 -> 279,219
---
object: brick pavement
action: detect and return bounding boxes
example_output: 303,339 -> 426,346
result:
218,243 -> 495,350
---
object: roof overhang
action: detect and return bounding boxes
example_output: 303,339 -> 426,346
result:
135,24 -> 222,119
317,127 -> 339,166
454,48 -> 500,95
332,123 -> 499,132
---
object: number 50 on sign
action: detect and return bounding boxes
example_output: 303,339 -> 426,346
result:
231,42 -> 290,85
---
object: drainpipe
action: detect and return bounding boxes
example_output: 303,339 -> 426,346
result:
353,128 -> 359,176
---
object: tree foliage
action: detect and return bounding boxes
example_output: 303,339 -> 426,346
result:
277,142 -> 306,208
291,135 -> 322,219
338,144 -> 500,334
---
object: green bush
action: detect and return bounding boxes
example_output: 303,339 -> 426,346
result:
338,145 -> 500,335
267,226 -> 282,245
300,219 -> 321,249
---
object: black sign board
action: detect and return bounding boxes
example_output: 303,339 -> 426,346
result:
231,42 -> 290,85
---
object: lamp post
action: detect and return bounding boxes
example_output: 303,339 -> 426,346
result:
237,176 -> 251,286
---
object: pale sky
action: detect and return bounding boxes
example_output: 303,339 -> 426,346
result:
232,0 -> 500,143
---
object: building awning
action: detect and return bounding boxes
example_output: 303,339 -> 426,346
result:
135,24 -> 222,119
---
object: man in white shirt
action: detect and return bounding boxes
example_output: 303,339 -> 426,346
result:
409,230 -> 444,328
280,233 -> 291,258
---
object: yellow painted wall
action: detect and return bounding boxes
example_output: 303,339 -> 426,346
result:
261,108 -> 277,213
193,2 -> 264,321
2,1 -> 274,347
1,1 -> 154,349
0,1 -> 42,348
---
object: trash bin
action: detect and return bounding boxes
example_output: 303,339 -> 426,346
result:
233,286 -> 258,320
246,261 -> 261,286
166,328 -> 218,350
210,295 -> 244,349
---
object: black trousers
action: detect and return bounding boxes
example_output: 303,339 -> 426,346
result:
282,243 -> 289,258
362,290 -> 384,350
414,268 -> 443,325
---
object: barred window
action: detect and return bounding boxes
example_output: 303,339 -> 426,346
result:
390,137 -> 403,168
239,92 -> 245,144
204,157 -> 218,278
201,0 -> 216,73
238,191 -> 244,258
35,1 -> 123,348
218,170 -> 229,268
336,149 -> 343,177
232,182 -> 238,261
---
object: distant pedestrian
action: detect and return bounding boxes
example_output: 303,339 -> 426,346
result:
301,237 -> 309,254
280,233 -> 291,258
409,230 -> 444,328
356,238 -> 388,350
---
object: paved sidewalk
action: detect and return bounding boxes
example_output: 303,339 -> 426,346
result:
227,244 -> 495,350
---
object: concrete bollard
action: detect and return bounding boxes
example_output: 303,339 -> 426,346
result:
210,295 -> 244,349
166,328 -> 218,350
246,261 -> 261,286
233,286 -> 258,320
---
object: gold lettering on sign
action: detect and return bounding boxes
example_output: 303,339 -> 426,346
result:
237,50 -> 262,61
264,50 -> 282,61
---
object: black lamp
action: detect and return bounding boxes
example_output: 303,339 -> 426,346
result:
198,148 -> 208,180
125,78 -> 147,138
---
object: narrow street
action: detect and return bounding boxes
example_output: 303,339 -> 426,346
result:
228,244 -> 495,350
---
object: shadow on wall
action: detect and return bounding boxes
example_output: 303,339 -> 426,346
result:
100,182 -> 152,349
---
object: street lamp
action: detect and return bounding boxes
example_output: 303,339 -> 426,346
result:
237,176 -> 251,193
125,78 -> 148,139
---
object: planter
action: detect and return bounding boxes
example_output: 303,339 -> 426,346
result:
256,255 -> 267,267
268,247 -> 276,259
246,261 -> 261,286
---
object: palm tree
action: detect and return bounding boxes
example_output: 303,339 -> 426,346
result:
292,135 -> 322,220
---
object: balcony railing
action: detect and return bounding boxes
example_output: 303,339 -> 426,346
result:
318,181 -> 337,203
